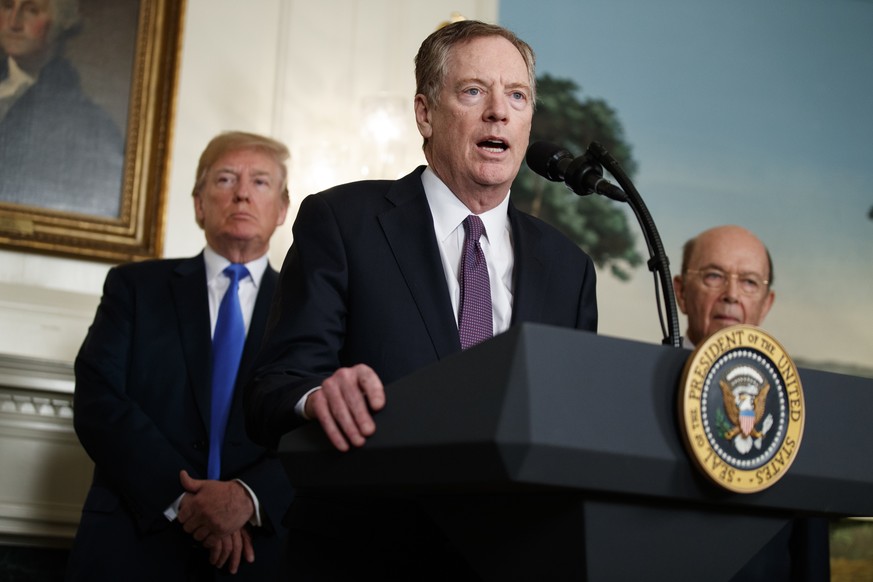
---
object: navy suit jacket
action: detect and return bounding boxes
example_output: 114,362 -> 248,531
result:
245,166 -> 598,448
68,254 -> 292,581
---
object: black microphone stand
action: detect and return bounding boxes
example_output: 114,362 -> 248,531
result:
586,142 -> 682,347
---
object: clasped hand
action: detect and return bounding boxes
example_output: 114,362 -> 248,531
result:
176,470 -> 255,574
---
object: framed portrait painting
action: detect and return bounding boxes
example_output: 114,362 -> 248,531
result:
0,0 -> 184,263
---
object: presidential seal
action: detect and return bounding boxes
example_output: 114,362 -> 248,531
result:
678,325 -> 804,493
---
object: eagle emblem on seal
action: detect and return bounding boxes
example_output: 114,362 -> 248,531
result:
719,366 -> 774,454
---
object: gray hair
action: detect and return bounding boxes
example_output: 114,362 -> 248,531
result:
51,0 -> 83,38
414,19 -> 536,109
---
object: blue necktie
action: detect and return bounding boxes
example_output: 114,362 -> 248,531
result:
208,264 -> 249,480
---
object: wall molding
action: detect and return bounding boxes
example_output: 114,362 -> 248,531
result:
0,354 -> 91,547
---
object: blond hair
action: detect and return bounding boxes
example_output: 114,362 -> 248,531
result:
192,131 -> 290,204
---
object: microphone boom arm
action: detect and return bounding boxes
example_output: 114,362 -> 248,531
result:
586,142 -> 682,347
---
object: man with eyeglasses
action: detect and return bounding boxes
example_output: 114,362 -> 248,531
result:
673,224 -> 829,581
672,224 -> 775,348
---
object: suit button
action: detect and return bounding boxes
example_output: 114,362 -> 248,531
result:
192,440 -> 207,451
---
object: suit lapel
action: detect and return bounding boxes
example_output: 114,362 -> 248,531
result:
225,267 -> 277,442
379,168 -> 461,358
170,255 -> 212,429
239,267 -> 276,380
172,255 -> 277,450
509,204 -> 551,325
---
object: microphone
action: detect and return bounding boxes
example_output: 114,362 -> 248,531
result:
527,140 -> 682,346
525,141 -> 627,202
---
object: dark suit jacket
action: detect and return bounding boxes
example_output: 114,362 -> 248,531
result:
245,166 -> 598,448
67,254 -> 292,581
243,167 -> 597,579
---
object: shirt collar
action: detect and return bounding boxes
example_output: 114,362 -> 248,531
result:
421,166 -> 510,243
203,245 -> 269,287
0,57 -> 36,100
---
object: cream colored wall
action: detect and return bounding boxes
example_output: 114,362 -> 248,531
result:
0,0 -> 498,366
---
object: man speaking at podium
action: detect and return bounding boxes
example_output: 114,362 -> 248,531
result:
245,19 -> 597,579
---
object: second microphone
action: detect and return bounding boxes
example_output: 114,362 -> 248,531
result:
525,141 -> 627,203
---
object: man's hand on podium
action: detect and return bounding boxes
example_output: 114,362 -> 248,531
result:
305,363 -> 386,452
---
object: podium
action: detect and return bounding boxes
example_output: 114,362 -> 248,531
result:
279,323 -> 873,580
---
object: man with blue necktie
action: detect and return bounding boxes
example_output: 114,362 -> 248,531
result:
67,132 -> 293,581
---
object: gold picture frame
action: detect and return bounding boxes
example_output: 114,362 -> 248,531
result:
0,0 -> 185,263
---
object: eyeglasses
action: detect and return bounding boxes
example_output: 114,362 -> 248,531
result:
684,269 -> 769,296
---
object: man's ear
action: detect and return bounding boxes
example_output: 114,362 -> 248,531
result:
414,94 -> 433,140
759,289 -> 775,322
193,194 -> 205,228
276,197 -> 289,227
673,274 -> 688,314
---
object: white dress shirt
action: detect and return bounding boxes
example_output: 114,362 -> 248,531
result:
164,247 -> 268,525
421,166 -> 515,336
295,167 -> 517,419
0,57 -> 36,122
203,246 -> 269,337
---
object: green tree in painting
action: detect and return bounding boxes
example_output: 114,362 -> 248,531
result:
513,73 -> 643,280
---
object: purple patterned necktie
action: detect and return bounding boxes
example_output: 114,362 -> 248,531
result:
458,215 -> 493,350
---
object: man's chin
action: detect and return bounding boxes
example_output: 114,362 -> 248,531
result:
712,318 -> 742,332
